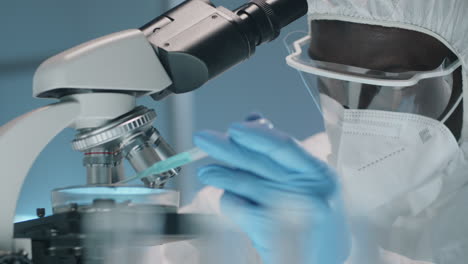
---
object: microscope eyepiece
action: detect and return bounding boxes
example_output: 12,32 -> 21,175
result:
235,0 -> 308,45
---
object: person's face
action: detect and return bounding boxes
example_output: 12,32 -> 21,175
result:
308,20 -> 463,140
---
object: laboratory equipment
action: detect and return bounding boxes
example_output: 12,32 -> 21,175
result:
0,0 -> 308,263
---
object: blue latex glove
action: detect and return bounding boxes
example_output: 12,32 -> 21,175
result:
194,116 -> 350,264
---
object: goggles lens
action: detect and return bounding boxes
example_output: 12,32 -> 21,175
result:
285,32 -> 462,120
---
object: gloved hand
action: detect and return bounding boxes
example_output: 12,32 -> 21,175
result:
194,115 -> 350,264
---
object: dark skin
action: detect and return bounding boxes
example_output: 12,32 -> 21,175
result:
308,20 -> 463,140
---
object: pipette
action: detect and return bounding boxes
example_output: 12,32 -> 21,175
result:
115,147 -> 208,185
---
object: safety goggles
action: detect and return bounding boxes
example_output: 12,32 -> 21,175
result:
285,32 -> 462,121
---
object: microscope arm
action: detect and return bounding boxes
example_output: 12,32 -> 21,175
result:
0,101 -> 81,251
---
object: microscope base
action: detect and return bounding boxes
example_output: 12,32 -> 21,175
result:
14,208 -> 214,264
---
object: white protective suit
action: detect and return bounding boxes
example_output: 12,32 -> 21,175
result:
154,0 -> 468,263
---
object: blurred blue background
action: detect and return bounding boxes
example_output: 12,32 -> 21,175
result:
0,0 -> 323,221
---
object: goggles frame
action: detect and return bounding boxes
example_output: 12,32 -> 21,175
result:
286,34 -> 462,88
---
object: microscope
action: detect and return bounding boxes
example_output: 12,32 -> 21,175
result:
0,0 -> 307,263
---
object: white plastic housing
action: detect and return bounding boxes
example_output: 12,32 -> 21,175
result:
33,29 -> 172,98
0,101 -> 81,251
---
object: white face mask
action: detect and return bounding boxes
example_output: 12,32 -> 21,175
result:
321,95 -> 460,214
